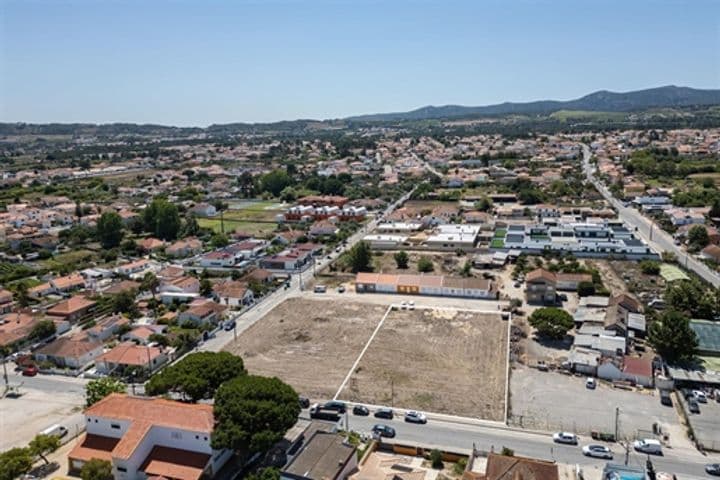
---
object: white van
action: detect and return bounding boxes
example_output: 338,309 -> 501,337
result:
633,438 -> 662,455
40,424 -> 68,438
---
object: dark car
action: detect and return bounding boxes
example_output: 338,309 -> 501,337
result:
224,320 -> 236,331
353,405 -> 370,416
372,424 -> 396,438
323,400 -> 347,414
688,400 -> 701,414
706,464 -> 720,476
298,396 -> 310,409
374,407 -> 394,420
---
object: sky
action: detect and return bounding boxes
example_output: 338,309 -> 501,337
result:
1,0 -> 719,126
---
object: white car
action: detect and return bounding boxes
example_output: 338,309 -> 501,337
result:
585,378 -> 597,389
582,444 -> 613,459
404,410 -> 427,424
693,390 -> 708,403
400,301 -> 408,310
633,439 -> 662,455
552,432 -> 578,445
408,301 -> 415,310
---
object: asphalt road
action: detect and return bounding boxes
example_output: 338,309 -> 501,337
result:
581,145 -> 720,288
313,411 -> 717,479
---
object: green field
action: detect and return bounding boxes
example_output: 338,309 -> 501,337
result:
197,218 -> 278,237
40,249 -> 98,271
660,263 -> 690,282
549,110 -> 627,122
490,239 -> 505,248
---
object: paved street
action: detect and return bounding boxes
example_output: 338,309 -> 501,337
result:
582,145 -> 720,287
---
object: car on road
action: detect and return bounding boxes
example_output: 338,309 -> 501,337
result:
585,378 -> 597,389
372,424 -> 396,438
688,400 -> 701,414
633,439 -> 662,455
322,400 -> 347,413
223,320 -> 236,331
404,411 -> 427,424
374,407 -> 394,420
314,285 -> 327,293
40,424 -> 68,438
337,285 -> 346,293
582,445 -> 613,459
22,365 -> 38,376
552,432 -> 578,445
706,464 -> 720,476
353,405 -> 369,416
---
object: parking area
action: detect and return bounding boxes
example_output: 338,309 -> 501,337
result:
510,366 -> 680,438
338,307 -> 509,421
0,372 -> 87,451
678,391 -> 720,451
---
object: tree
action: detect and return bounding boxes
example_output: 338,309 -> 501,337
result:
140,272 -> 159,298
143,198 -> 181,240
246,468 -> 281,480
474,196 -> 493,212
29,320 -> 56,341
29,433 -> 60,464
417,256 -> 434,273
347,241 -> 372,273
0,447 -> 33,480
16,282 -> 29,308
80,459 -> 113,480
113,289 -> 139,318
394,250 -> 409,269
710,199 -> 720,219
648,310 -> 698,364
430,449 -> 443,469
259,170 -> 294,197
212,375 -> 300,453
639,260 -> 661,275
96,211 -> 124,249
460,260 -> 472,277
86,377 -> 126,407
577,281 -> 595,297
211,232 -> 229,248
528,307 -> 574,339
688,225 -> 709,251
200,278 -> 213,296
146,351 -> 245,402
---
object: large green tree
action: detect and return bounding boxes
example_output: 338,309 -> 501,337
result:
96,211 -> 124,249
212,375 -> 300,454
648,310 -> 698,364
86,377 -> 127,407
0,448 -> 33,480
394,250 -> 409,269
528,307 -> 574,339
259,170 -> 294,197
29,433 -> 61,465
347,241 -> 372,273
688,225 -> 709,251
143,198 -> 181,240
146,351 -> 245,402
29,320 -> 56,341
80,459 -> 113,480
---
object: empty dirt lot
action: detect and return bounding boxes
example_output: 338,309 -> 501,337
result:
223,298 -> 387,400
338,308 -> 509,421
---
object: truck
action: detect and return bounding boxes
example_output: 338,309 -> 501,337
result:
309,403 -> 340,421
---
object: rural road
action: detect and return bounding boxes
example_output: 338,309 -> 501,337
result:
581,144 -> 720,288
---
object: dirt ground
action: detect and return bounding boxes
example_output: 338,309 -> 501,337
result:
338,308 -> 508,421
608,259 -> 665,300
371,251 -> 466,276
223,298 -> 388,400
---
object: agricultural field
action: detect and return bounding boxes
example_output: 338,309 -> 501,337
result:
338,307 -> 509,421
198,200 -> 286,237
223,298 -> 387,400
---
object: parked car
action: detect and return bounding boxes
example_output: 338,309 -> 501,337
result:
688,400 -> 701,414
404,411 -> 427,424
298,396 -> 310,409
337,285 -> 346,293
660,390 -> 672,406
22,365 -> 38,376
582,445 -> 613,459
552,432 -> 578,445
705,464 -> 720,476
585,378 -> 597,389
633,439 -> 662,455
693,390 -> 708,403
400,301 -> 408,310
322,400 -> 347,413
371,424 -> 396,438
408,301 -> 415,310
353,405 -> 369,416
314,285 -> 327,293
374,407 -> 394,420
223,320 -> 236,331
40,424 -> 68,438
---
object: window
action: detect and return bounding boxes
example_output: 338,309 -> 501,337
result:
111,423 -> 121,429
117,467 -> 127,472
171,431 -> 182,439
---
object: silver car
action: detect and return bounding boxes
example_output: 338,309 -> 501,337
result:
552,432 -> 578,445
582,444 -> 613,459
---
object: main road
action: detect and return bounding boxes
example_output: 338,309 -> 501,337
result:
581,145 -> 720,288
316,412 -> 717,479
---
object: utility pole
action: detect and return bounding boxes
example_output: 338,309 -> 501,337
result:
391,378 -> 394,408
614,407 -> 620,441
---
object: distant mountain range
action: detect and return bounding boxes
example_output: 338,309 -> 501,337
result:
346,86 -> 720,122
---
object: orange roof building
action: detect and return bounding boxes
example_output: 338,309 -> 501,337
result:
68,394 -> 231,480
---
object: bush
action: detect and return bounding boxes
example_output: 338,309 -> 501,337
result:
639,260 -> 660,275
500,446 -> 515,456
417,256 -> 434,273
430,449 -> 443,469
453,457 -> 468,475
577,281 -> 595,297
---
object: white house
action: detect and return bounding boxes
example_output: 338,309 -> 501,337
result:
68,394 -> 232,479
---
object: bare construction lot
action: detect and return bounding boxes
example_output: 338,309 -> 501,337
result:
338,308 -> 509,421
223,298 -> 387,400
